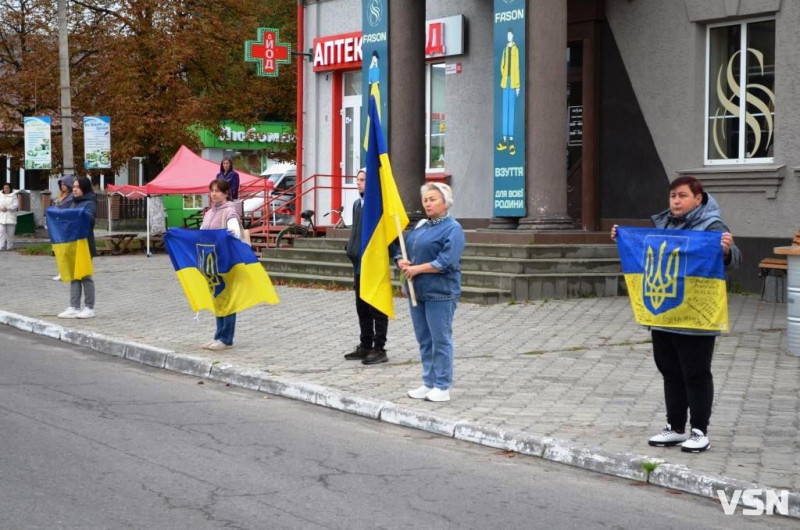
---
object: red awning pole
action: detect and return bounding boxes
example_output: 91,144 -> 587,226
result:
295,0 -> 304,227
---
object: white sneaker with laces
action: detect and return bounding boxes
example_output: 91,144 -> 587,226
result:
76,307 -> 95,319
425,388 -> 450,402
207,340 -> 232,351
407,385 -> 433,399
681,428 -> 710,453
648,424 -> 688,447
57,307 -> 81,319
52,274 -> 61,281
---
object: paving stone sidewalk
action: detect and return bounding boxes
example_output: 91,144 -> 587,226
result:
2,251 -> 798,494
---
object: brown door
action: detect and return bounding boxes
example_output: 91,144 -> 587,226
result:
567,41 -> 584,226
567,17 -> 600,230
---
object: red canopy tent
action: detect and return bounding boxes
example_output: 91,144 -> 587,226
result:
107,145 -> 264,255
107,145 -> 260,196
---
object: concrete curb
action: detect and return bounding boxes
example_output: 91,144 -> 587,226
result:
2,310 -> 797,519
380,404 -> 459,437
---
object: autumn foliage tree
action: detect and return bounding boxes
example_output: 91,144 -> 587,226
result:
0,0 -> 296,181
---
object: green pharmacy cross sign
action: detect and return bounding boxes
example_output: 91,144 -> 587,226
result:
245,28 -> 291,77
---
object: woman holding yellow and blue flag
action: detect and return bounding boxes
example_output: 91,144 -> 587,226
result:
57,177 -> 98,319
398,183 -> 465,403
612,176 -> 741,453
201,178 -> 242,351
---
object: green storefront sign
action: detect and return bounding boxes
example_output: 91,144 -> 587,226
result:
163,121 -> 293,229
195,121 -> 293,150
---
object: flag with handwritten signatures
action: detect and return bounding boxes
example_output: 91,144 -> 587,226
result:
616,227 -> 729,331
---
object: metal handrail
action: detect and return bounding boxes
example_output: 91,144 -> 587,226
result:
239,173 -> 357,246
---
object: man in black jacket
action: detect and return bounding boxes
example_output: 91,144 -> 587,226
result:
344,168 -> 389,365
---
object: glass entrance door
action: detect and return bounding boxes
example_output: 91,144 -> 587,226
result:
341,71 -> 362,225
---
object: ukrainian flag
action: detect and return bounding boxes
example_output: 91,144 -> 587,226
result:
164,228 -> 279,317
360,92 -> 409,318
363,82 -> 382,152
46,208 -> 93,282
616,227 -> 729,331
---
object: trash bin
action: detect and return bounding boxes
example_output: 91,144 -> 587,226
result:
14,211 -> 35,235
788,255 -> 800,356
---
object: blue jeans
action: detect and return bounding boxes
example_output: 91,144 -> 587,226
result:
502,85 -> 516,137
408,299 -> 457,390
215,313 -> 236,346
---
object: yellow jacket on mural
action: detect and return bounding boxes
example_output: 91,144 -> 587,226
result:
500,44 -> 520,90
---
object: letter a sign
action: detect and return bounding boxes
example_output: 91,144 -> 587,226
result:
245,28 -> 291,77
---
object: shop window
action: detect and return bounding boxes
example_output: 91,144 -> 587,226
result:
183,194 -> 204,209
426,62 -> 446,170
705,19 -> 775,164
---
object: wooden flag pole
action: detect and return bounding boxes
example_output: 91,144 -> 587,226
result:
394,213 -> 417,307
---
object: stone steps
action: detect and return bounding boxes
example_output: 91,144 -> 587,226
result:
259,233 -> 626,303
263,271 -> 511,304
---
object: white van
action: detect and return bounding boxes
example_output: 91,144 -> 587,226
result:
243,163 -> 297,227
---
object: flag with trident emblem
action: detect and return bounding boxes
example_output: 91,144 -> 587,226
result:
616,227 -> 729,331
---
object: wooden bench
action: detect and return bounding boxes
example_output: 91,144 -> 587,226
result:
759,229 -> 800,300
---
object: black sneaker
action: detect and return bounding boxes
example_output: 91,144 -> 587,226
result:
362,349 -> 388,365
344,345 -> 370,360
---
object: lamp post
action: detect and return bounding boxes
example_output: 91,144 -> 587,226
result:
58,0 -> 75,177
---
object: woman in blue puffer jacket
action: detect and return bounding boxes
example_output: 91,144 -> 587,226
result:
612,175 -> 741,454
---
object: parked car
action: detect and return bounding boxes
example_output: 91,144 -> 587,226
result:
242,164 -> 297,227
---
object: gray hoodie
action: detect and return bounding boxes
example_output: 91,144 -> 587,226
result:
54,175 -> 75,209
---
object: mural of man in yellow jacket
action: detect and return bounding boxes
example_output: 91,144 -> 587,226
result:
498,29 -> 520,156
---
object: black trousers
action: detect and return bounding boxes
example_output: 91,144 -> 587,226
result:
651,329 -> 715,434
354,273 -> 388,351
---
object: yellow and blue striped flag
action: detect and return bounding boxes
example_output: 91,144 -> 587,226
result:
616,226 -> 729,331
360,90 -> 409,318
46,207 -> 93,282
164,228 -> 279,317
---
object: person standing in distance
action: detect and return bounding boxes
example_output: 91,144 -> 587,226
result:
0,183 -> 18,251
344,168 -> 390,365
57,177 -> 98,319
217,156 -> 240,200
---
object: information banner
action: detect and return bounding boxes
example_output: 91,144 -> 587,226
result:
492,0 -> 526,218
362,0 -> 389,153
84,116 -> 111,169
24,117 -> 52,170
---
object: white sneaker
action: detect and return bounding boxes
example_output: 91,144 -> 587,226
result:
52,274 -> 61,281
57,307 -> 81,319
407,385 -> 433,399
648,424 -> 688,447
207,340 -> 232,351
76,307 -> 95,319
425,388 -> 450,402
681,428 -> 710,453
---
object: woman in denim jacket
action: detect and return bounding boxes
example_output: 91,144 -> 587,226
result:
398,183 -> 465,402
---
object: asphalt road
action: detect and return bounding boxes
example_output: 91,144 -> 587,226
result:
0,326 -> 793,529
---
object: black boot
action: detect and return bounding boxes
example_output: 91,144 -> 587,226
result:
344,345 -> 370,360
362,348 -> 388,365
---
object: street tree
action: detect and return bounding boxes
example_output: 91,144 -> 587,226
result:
0,0 -> 296,178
